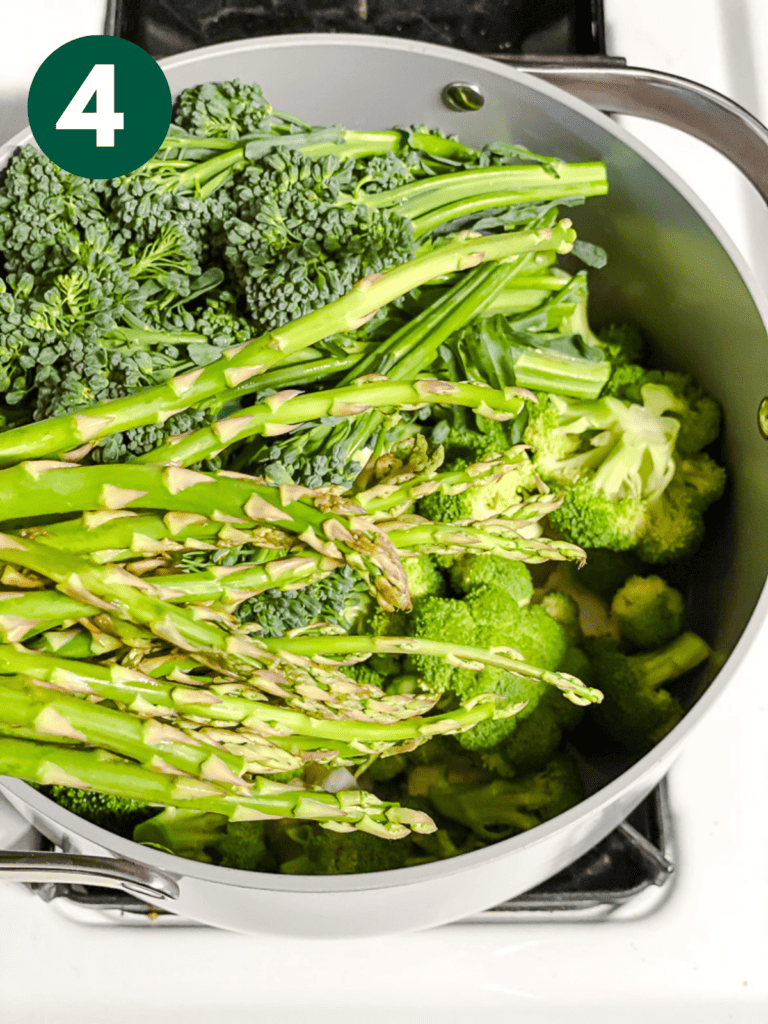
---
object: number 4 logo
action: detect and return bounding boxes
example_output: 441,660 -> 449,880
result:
56,64 -> 124,148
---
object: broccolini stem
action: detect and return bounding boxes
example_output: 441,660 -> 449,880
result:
0,225 -> 574,468
360,163 -> 608,218
0,734 -> 433,837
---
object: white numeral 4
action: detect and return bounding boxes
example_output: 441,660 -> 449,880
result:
56,64 -> 124,148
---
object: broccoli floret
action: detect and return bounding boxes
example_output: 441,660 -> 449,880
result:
609,368 -> 721,456
540,591 -> 581,642
403,555 -> 447,599
406,595 -> 478,691
585,631 -> 710,751
426,753 -> 584,840
675,453 -> 727,511
634,479 -> 706,564
407,587 -> 572,752
279,823 -> 417,875
133,807 -> 270,870
611,575 -> 686,650
528,387 -> 726,562
45,786 -> 155,839
448,553 -> 534,606
576,547 -> 643,603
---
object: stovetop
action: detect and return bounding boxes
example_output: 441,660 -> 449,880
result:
105,0 -> 607,61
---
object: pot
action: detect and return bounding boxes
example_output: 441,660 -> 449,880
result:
2,34 -> 768,937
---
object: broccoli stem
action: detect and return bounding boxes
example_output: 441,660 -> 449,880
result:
631,631 -> 711,688
0,734 -> 431,837
0,225 -> 574,468
360,163 -> 608,219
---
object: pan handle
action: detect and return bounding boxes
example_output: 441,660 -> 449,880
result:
0,849 -> 180,903
521,64 -> 768,207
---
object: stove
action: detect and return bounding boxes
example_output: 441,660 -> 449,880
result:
1,1 -> 768,1020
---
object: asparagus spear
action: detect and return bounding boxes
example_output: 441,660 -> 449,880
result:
0,225 -> 576,468
0,643 -> 520,744
135,377 -> 529,468
0,675 -> 301,778
0,734 -> 434,837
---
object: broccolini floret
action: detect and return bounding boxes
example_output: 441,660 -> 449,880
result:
585,631 -> 710,751
45,785 -> 155,839
611,575 -> 686,650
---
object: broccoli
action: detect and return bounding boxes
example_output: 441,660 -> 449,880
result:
597,322 -> 645,366
405,587 -> 572,752
425,753 -> 584,840
448,553 -> 534,606
539,591 -> 581,642
526,386 -> 726,562
608,368 -> 721,456
403,555 -> 447,599
133,807 -> 270,870
611,575 -> 686,650
585,631 -> 710,751
279,822 -> 418,875
575,547 -> 643,603
44,786 -> 156,839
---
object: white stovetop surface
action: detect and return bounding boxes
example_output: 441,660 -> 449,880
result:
2,2 -> 768,1022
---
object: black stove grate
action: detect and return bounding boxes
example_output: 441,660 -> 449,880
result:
28,781 -> 674,926
105,0 -> 608,61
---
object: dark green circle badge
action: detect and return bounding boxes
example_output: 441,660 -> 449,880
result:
28,36 -> 172,179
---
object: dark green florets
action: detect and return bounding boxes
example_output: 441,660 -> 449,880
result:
173,80 -> 273,139
45,786 -> 155,839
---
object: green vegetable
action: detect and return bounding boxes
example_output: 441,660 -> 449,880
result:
424,753 -> 584,840
586,631 -> 710,751
43,786 -> 154,839
611,575 -> 686,650
134,807 -> 271,870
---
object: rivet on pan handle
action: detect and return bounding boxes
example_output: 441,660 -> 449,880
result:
517,63 -> 768,207
0,849 -> 180,902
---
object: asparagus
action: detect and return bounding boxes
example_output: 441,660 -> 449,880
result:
0,466 -> 412,611
0,675 -> 302,778
262,635 -> 603,707
0,522 -> 582,639
0,643 -> 520,744
0,225 -> 576,468
136,377 -> 529,468
0,734 -> 434,837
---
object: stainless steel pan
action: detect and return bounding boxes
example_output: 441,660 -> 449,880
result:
2,34 -> 768,937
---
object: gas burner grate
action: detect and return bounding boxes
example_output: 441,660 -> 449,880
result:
27,781 -> 673,927
105,0 -> 609,61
